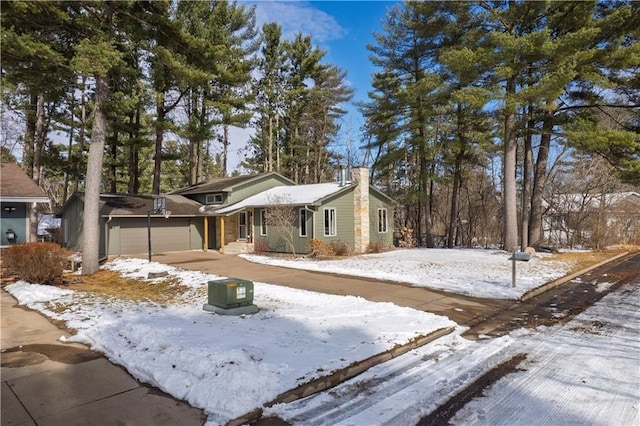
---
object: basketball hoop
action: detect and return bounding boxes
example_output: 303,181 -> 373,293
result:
163,210 -> 172,219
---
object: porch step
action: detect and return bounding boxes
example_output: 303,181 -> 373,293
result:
223,241 -> 254,255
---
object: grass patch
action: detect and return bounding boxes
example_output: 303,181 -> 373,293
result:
544,248 -> 636,274
64,269 -> 189,303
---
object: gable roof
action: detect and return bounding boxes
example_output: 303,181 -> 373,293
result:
62,193 -> 202,217
0,162 -> 49,203
169,172 -> 294,195
208,182 -> 355,215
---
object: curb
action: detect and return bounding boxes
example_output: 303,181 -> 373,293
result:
227,326 -> 456,426
520,252 -> 630,302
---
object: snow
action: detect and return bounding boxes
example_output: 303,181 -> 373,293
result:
5,249 -> 638,426
267,283 -> 640,426
208,182 -> 347,215
241,248 -> 575,299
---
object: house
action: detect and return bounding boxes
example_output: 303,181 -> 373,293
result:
544,191 -> 640,248
201,167 -> 394,254
1,162 -> 50,247
58,167 -> 395,257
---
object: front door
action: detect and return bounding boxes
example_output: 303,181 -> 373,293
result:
238,212 -> 248,240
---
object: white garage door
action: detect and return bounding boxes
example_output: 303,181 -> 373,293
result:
119,218 -> 192,255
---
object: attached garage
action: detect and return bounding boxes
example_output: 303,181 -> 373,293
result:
114,218 -> 194,255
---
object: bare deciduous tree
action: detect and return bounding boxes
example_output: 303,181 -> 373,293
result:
264,194 -> 298,256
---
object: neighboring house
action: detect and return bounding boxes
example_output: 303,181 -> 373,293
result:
58,167 -> 395,256
544,191 -> 640,248
38,213 -> 61,242
0,162 -> 50,247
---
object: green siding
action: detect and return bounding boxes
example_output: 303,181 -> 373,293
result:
314,189 -> 355,252
369,191 -> 394,248
227,175 -> 294,205
190,219 -> 204,249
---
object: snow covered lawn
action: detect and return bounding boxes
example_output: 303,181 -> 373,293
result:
241,248 -> 575,299
6,250 -> 634,426
5,257 -> 456,425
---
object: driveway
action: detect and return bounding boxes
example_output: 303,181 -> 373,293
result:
145,250 -> 512,327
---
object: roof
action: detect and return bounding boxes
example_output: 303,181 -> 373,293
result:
0,162 -> 49,203
63,193 -> 202,217
208,182 -> 354,215
170,174 -> 265,195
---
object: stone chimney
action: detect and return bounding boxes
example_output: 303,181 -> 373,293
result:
352,167 -> 369,253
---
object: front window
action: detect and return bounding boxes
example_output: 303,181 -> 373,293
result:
378,208 -> 388,233
324,208 -> 336,236
260,209 -> 267,236
206,193 -> 224,204
299,209 -> 308,237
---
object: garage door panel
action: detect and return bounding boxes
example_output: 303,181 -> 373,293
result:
120,219 -> 191,255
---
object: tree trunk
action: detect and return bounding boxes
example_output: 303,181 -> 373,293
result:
63,98 -> 75,202
529,115 -> 551,249
108,131 -> 118,193
153,92 -> 164,195
521,109 -> 534,251
222,124 -> 229,177
503,76 -> 518,252
72,77 -> 87,195
32,93 -> 46,185
22,94 -> 37,178
267,115 -> 273,172
81,75 -> 109,275
447,154 -> 463,248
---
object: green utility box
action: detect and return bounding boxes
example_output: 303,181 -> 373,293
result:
207,278 -> 254,308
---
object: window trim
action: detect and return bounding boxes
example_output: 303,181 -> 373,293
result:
299,208 -> 308,237
378,208 -> 388,233
323,207 -> 337,237
260,209 -> 267,236
205,193 -> 224,205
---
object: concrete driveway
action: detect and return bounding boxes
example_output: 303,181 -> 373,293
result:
146,250 -> 512,327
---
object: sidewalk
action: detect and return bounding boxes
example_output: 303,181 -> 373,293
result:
1,289 -> 206,426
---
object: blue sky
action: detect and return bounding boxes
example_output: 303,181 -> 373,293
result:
240,0 -> 399,165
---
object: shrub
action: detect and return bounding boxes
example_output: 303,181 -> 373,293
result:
367,240 -> 386,254
330,240 -> 350,256
252,238 -> 269,255
3,242 -> 72,285
308,239 -> 333,257
396,227 -> 415,248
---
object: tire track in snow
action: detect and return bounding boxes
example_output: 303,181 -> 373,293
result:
269,334 -> 516,426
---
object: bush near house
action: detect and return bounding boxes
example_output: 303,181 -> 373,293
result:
308,239 -> 333,257
330,240 -> 350,256
308,239 -> 351,257
253,238 -> 269,255
367,241 -> 386,253
3,242 -> 71,285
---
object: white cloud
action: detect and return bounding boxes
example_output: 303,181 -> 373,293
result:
252,1 -> 348,43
